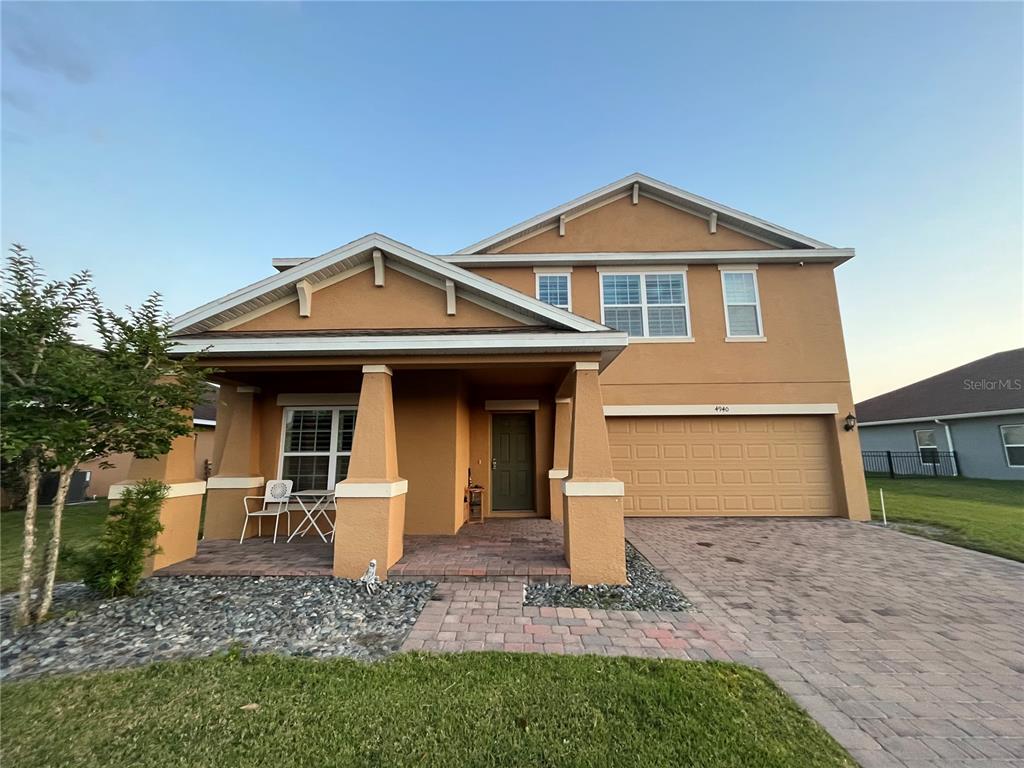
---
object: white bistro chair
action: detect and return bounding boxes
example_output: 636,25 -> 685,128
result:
240,479 -> 293,543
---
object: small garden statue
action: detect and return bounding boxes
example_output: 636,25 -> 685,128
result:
359,559 -> 379,595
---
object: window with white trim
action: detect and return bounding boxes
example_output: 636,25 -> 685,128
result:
279,407 -> 357,490
536,273 -> 571,310
600,271 -> 689,337
1000,424 -> 1024,468
914,428 -> 939,465
721,270 -> 763,337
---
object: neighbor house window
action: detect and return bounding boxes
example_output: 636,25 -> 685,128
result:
720,269 -> 763,338
536,273 -> 571,310
600,271 -> 689,337
279,407 -> 357,490
1000,424 -> 1024,468
915,429 -> 939,465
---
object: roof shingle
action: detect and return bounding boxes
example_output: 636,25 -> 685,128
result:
856,348 -> 1024,423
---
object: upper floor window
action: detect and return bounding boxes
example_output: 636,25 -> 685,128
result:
536,272 -> 571,310
1000,424 -> 1024,467
720,269 -> 764,339
915,428 -> 939,465
600,271 -> 690,338
279,406 -> 357,490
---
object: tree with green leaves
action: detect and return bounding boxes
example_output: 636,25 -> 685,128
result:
1,244 -> 210,625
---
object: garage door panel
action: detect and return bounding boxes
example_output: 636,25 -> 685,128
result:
610,415 -> 838,517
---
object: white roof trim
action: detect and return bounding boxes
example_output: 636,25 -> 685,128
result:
171,330 -> 628,368
858,408 -> 1024,427
275,248 -> 854,271
442,249 -> 854,268
456,173 -> 833,254
172,233 -> 610,336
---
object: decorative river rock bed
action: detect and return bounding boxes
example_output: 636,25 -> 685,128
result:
524,543 -> 691,612
0,576 -> 435,681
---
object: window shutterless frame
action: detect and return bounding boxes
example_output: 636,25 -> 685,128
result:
999,424 -> 1024,468
598,269 -> 691,339
914,428 -> 939,466
719,268 -> 765,339
535,272 -> 572,311
277,406 -> 357,490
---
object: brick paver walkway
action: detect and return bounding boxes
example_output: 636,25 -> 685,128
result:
403,518 -> 1024,767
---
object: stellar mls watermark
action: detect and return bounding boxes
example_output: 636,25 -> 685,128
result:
962,378 -> 1022,391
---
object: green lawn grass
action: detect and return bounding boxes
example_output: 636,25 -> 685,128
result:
0,500 -> 109,592
866,476 -> 1024,562
2,653 -> 853,768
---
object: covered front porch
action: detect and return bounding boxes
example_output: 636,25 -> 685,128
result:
156,518 -> 570,582
134,354 -> 627,585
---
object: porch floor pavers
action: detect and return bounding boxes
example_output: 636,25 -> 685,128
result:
156,539 -> 334,577
157,518 -> 570,581
389,519 -> 570,582
402,518 -> 1024,768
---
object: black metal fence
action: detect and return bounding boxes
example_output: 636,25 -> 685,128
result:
862,450 -> 959,478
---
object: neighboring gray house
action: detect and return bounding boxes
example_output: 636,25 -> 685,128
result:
856,348 -> 1024,481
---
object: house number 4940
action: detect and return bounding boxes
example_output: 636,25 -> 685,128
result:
714,405 -> 730,413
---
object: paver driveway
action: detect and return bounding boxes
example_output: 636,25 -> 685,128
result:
404,518 -> 1023,766
627,518 -> 1024,768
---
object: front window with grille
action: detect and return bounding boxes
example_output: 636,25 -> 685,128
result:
536,273 -> 571,310
721,270 -> 763,338
600,271 -> 690,338
280,407 -> 357,490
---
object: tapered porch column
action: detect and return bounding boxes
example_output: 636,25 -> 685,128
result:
202,385 -> 265,540
562,363 -> 627,584
109,427 -> 206,573
548,397 -> 572,524
334,365 -> 407,579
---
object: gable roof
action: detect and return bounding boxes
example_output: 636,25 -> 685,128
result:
171,233 -> 611,336
856,348 -> 1024,424
457,172 -> 833,254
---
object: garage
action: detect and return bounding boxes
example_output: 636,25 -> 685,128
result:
607,415 -> 839,516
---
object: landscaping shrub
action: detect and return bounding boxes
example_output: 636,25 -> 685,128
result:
83,480 -> 166,596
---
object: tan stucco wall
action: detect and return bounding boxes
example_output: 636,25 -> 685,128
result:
150,495 -> 203,571
394,372 -> 465,535
468,260 -> 866,520
229,266 -> 524,332
497,195 -> 778,253
84,430 -> 213,499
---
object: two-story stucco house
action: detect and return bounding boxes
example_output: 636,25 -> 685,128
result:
116,174 -> 868,585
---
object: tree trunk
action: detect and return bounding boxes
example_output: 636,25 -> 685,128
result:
15,458 -> 41,627
35,465 -> 75,621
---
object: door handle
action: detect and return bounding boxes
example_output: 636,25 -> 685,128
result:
491,458 -> 497,470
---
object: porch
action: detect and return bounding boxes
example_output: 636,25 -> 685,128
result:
157,519 -> 570,583
124,355 -> 628,585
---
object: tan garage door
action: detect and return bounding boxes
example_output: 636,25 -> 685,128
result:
608,415 -> 838,516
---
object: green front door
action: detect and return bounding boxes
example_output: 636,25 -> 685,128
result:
491,413 -> 535,511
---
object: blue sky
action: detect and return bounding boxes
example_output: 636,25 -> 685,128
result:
2,1 -> 1021,400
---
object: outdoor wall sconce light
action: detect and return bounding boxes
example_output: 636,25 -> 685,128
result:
843,413 -> 858,431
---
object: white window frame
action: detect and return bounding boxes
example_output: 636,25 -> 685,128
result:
999,424 -> 1024,468
278,405 -> 357,490
914,428 -> 940,466
535,271 -> 572,311
720,267 -> 765,341
598,267 -> 692,340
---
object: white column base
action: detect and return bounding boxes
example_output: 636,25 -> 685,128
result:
109,480 -> 207,500
207,476 -> 265,490
562,479 -> 624,497
336,479 -> 408,498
